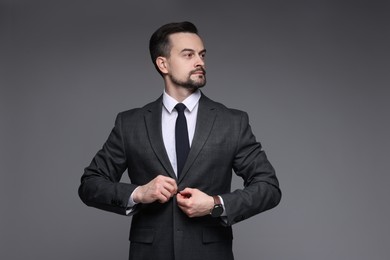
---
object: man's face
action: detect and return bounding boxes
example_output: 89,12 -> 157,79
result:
164,32 -> 206,89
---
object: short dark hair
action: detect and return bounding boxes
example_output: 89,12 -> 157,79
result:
149,21 -> 199,75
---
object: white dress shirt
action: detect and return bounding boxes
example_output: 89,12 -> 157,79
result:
161,89 -> 201,176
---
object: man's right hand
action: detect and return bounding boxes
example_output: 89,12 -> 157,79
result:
132,175 -> 177,204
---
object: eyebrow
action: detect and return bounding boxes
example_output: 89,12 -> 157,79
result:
180,48 -> 207,54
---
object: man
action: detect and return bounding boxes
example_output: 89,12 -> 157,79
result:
79,21 -> 281,260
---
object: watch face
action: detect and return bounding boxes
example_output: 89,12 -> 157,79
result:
211,204 -> 223,217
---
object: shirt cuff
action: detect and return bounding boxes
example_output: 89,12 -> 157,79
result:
125,187 -> 139,215
218,195 -> 227,217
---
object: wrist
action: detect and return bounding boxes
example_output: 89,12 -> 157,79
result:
132,187 -> 142,203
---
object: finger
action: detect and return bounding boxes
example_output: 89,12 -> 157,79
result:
156,190 -> 171,203
157,176 -> 178,193
179,206 -> 194,218
177,202 -> 191,215
178,195 -> 194,209
164,176 -> 178,186
176,194 -> 190,207
180,187 -> 193,193
157,175 -> 177,185
179,188 -> 193,198
161,181 -> 177,195
154,178 -> 174,192
165,179 -> 178,193
159,187 -> 174,200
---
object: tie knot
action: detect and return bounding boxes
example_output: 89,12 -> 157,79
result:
175,103 -> 187,113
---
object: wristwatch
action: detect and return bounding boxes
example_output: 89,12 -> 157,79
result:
210,195 -> 224,217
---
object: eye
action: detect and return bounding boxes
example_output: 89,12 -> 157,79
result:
185,53 -> 194,58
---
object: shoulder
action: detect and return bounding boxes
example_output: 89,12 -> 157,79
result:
117,96 -> 162,119
200,93 -> 248,118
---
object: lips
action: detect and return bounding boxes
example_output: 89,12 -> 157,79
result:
191,69 -> 206,75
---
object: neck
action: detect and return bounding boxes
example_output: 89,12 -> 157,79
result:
164,85 -> 197,103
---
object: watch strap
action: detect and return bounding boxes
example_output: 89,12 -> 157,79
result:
213,195 -> 222,205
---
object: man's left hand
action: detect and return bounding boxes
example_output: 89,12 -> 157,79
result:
176,188 -> 214,218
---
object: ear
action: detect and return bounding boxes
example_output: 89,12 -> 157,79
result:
156,57 -> 168,74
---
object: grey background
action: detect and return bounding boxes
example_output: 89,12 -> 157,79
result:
1,0 -> 389,259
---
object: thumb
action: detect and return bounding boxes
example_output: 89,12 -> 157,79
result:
179,187 -> 193,197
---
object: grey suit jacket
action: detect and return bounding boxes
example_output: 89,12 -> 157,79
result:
79,93 -> 281,260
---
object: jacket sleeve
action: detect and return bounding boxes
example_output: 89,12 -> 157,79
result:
221,112 -> 281,225
78,113 -> 137,215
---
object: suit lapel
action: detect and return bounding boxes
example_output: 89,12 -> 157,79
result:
179,94 -> 217,183
144,96 -> 176,179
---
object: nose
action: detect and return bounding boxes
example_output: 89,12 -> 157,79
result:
195,54 -> 205,67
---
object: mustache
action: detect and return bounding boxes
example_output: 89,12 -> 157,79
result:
190,68 -> 206,75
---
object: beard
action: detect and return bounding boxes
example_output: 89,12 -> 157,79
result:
170,69 -> 206,90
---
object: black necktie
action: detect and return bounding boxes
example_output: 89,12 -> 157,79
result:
175,103 -> 190,177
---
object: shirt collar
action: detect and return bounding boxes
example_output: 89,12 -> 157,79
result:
163,89 -> 201,113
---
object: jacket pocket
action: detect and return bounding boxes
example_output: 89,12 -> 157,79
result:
129,228 -> 155,244
202,226 -> 233,244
